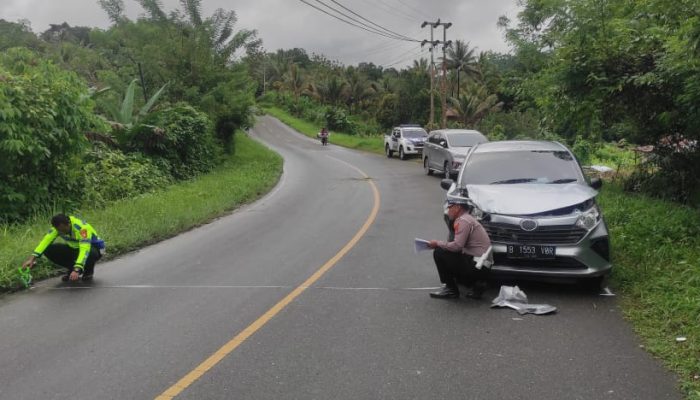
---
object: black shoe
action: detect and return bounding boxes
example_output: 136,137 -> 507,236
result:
464,281 -> 487,299
81,274 -> 93,282
61,274 -> 70,282
429,287 -> 459,299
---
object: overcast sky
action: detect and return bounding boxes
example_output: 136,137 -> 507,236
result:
1,0 -> 521,68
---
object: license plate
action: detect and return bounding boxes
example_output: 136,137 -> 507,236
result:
506,244 -> 556,259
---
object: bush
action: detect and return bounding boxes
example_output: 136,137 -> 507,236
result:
572,135 -> 595,165
623,141 -> 700,206
200,66 -> 255,154
0,48 -> 105,222
325,106 -> 355,133
82,143 -> 171,206
127,104 -> 219,180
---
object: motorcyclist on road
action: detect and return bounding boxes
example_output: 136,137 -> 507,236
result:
22,214 -> 105,282
318,127 -> 329,146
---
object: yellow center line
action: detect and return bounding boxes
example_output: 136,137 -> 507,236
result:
154,162 -> 381,400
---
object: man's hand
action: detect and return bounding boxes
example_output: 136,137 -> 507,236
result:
428,240 -> 438,249
22,256 -> 36,269
69,271 -> 81,281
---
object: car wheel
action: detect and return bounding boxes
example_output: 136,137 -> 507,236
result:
399,146 -> 406,160
443,161 -> 451,179
385,144 -> 393,158
424,157 -> 433,175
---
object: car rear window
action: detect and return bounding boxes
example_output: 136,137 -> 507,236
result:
447,133 -> 488,147
403,129 -> 427,138
461,150 -> 582,185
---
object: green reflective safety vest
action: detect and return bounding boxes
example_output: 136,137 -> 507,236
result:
32,216 -> 102,271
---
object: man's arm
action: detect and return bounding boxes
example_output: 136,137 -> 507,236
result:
73,231 -> 92,272
24,228 -> 58,268
32,228 -> 58,258
437,218 -> 470,252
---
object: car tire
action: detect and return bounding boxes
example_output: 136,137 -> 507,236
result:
444,161 -> 451,179
424,157 -> 433,175
385,144 -> 393,158
399,146 -> 406,160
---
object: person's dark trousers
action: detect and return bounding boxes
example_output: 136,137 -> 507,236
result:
43,244 -> 101,276
433,247 -> 488,290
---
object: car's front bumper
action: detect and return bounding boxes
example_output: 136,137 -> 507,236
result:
486,215 -> 611,278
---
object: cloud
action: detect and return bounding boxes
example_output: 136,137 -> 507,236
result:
0,0 -> 521,68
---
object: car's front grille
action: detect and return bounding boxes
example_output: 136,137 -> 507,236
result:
493,254 -> 587,270
483,222 -> 587,245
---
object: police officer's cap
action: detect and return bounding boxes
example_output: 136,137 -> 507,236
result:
446,197 -> 470,206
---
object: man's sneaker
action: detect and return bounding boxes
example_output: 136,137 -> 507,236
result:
61,274 -> 71,282
81,274 -> 93,282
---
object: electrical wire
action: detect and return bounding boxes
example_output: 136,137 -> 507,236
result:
326,0 -> 417,41
299,0 -> 420,42
382,46 -> 427,68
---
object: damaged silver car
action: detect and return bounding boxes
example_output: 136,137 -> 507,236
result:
441,140 -> 610,285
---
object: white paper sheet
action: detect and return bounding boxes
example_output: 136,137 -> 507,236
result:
414,238 -> 431,254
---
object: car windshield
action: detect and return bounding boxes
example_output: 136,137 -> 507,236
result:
403,129 -> 427,138
447,133 -> 487,147
460,150 -> 582,185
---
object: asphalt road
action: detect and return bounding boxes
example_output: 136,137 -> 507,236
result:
0,116 -> 681,400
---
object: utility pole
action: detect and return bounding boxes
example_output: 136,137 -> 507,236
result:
421,20 -> 439,128
422,19 -> 452,128
436,21 -> 452,128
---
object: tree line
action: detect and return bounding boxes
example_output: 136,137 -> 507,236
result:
247,0 -> 699,205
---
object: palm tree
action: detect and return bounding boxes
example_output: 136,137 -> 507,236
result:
275,63 -> 312,102
449,82 -> 503,128
315,76 -> 349,106
344,70 -> 375,112
446,40 -> 480,98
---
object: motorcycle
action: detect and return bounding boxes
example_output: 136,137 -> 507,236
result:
318,132 -> 329,146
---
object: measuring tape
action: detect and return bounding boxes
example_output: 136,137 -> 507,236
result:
17,267 -> 33,288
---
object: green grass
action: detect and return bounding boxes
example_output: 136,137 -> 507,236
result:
263,106 -> 385,154
599,184 -> 700,399
0,132 -> 282,291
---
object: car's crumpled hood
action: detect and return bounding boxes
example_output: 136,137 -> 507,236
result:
449,147 -> 471,158
465,183 -> 598,215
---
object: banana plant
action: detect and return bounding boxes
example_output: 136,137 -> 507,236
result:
104,78 -> 169,129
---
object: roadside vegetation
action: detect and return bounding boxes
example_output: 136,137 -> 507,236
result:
2,0 -> 699,397
0,133 -> 281,290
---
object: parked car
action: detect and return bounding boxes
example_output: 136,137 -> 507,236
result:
423,129 -> 488,179
384,124 -> 428,160
440,140 -> 611,286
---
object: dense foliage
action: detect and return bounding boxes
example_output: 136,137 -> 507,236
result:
0,1 -> 260,222
0,48 -> 104,220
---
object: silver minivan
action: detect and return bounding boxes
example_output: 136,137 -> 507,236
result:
441,140 -> 611,285
423,129 -> 488,179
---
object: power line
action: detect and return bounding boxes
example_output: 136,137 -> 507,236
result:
382,47 -> 427,68
326,0 -> 417,41
389,0 -> 431,20
299,0 -> 418,42
355,0 -> 421,25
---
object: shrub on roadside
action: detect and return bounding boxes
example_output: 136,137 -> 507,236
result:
126,103 -> 219,180
0,48 -> 106,222
82,143 -> 171,206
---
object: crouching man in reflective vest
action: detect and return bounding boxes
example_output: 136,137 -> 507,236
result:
22,214 -> 105,282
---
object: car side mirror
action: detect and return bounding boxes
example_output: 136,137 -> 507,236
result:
590,177 -> 603,190
439,140 -> 447,148
440,179 -> 453,190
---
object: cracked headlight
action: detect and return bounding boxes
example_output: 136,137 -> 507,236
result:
575,205 -> 601,230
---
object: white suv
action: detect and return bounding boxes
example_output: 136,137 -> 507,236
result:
384,125 -> 428,160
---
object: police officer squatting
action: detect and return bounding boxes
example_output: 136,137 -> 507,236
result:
22,214 -> 105,282
427,197 -> 492,299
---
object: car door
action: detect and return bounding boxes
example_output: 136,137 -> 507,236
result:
391,129 -> 400,150
435,133 -> 448,169
424,133 -> 437,167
